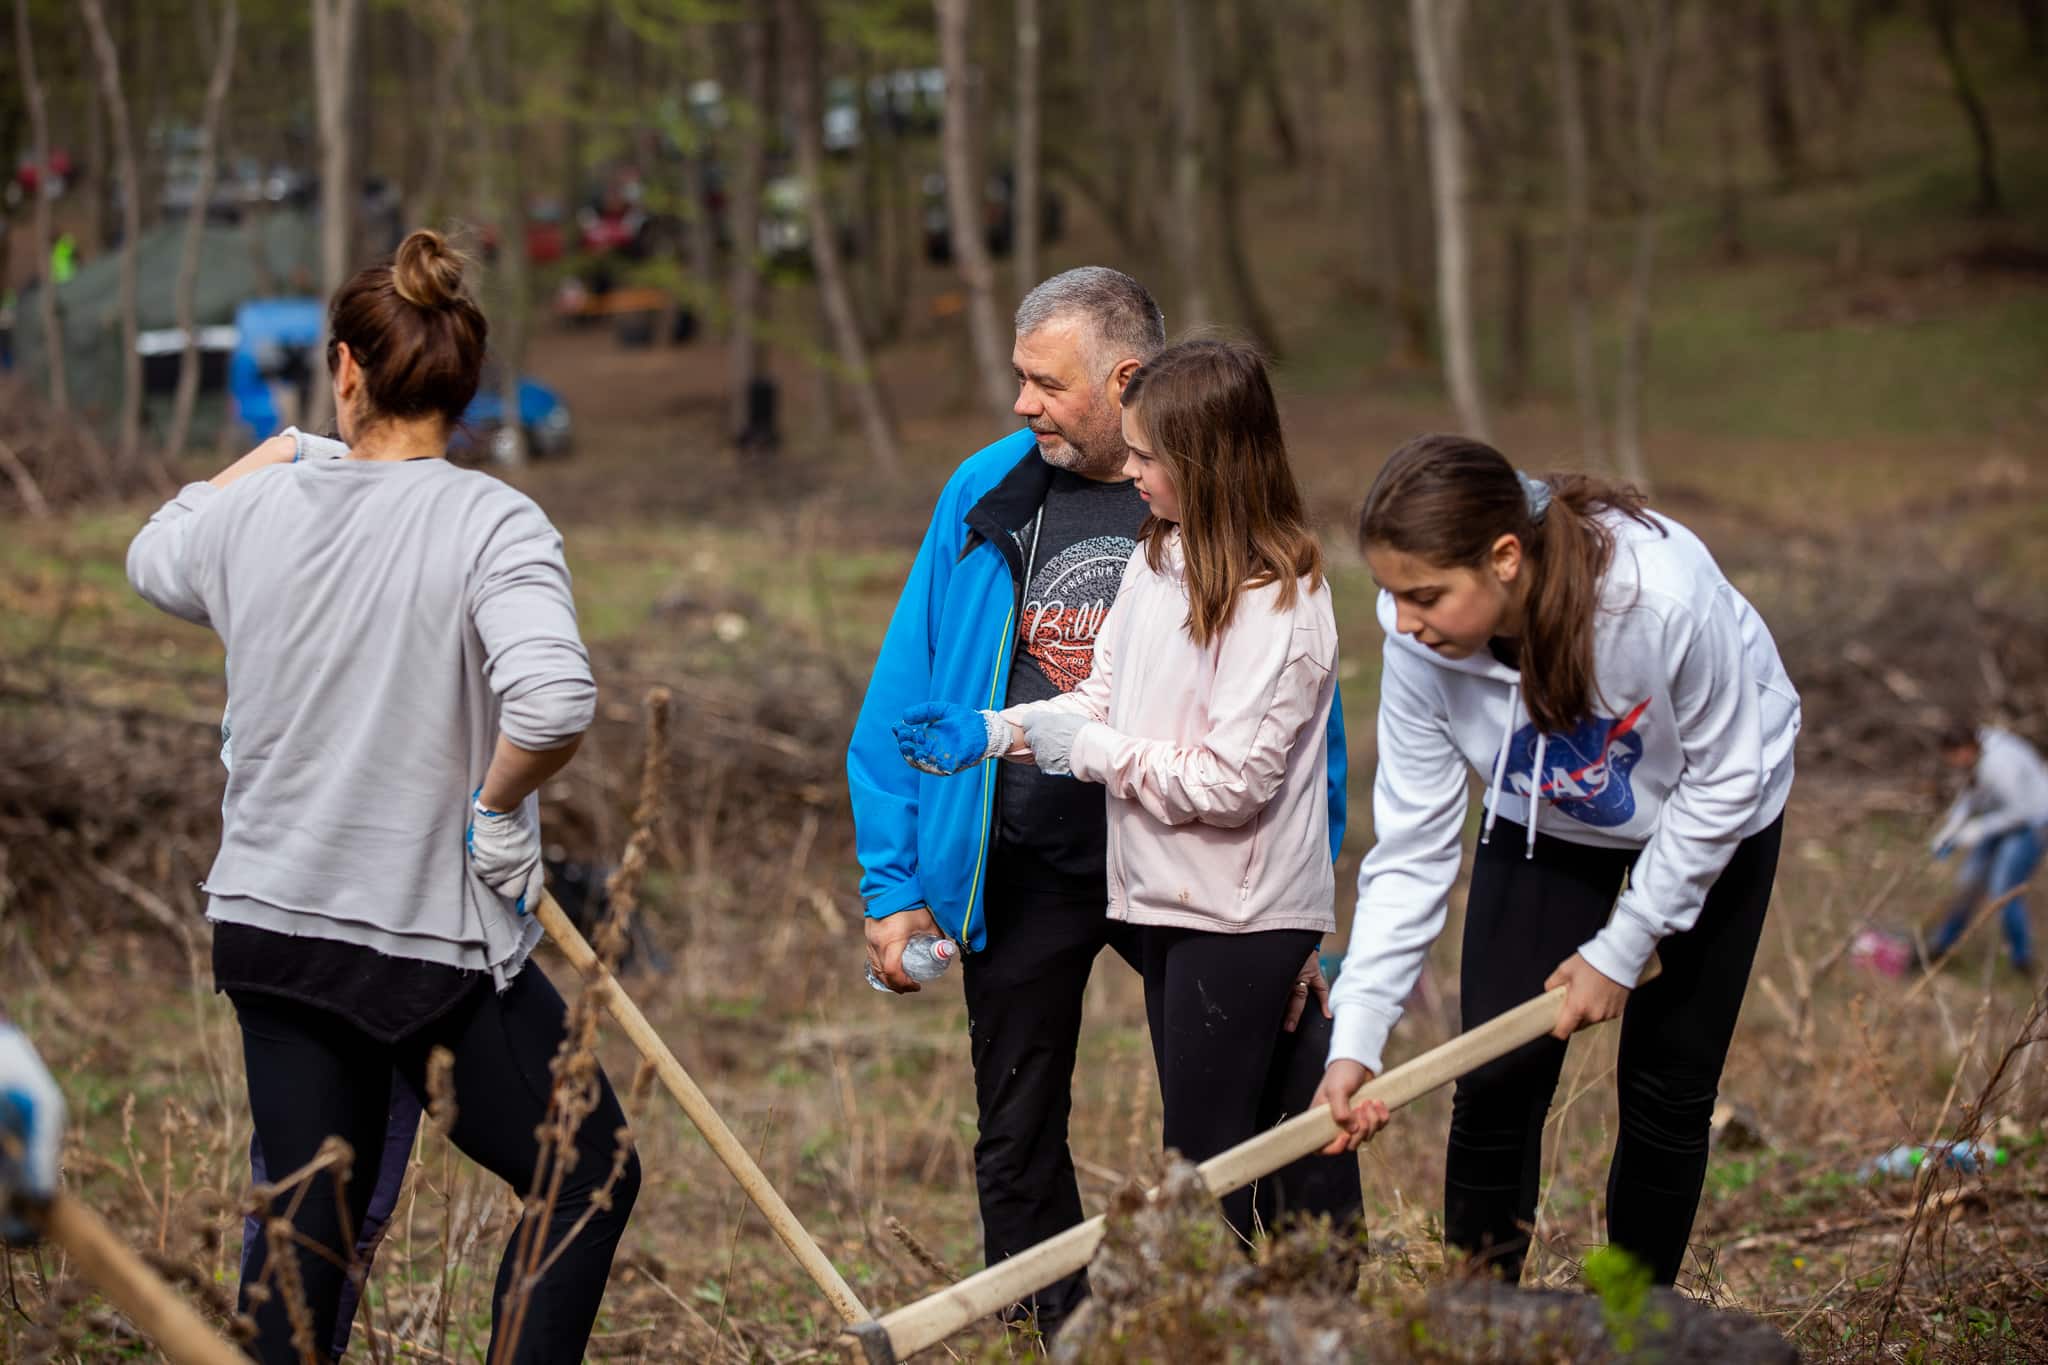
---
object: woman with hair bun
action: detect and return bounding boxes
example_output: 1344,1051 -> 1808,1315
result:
127,230 -> 638,1363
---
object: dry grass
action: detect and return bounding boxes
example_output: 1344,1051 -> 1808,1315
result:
5,164 -> 2048,1358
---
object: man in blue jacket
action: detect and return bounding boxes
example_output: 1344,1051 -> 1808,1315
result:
847,267 -> 1354,1338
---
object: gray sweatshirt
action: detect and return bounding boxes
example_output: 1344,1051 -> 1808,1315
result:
127,459 -> 594,985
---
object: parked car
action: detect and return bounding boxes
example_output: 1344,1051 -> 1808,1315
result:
228,297 -> 571,461
922,167 -> 1064,264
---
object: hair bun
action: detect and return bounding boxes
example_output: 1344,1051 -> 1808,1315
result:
391,229 -> 468,310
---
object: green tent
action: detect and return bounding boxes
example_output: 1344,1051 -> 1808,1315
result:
9,210 -> 321,419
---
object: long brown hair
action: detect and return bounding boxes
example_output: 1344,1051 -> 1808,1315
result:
1358,434 -> 1659,734
1120,339 -> 1323,647
326,229 -> 488,428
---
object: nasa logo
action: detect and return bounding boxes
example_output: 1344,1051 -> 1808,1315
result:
1499,698 -> 1651,828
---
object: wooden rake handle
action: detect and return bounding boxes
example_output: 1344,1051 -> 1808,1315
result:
849,959 -> 1660,1363
44,1194 -> 244,1364
533,891 -> 870,1324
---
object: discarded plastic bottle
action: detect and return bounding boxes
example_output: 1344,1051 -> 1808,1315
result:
1858,1140 -> 2009,1181
865,934 -> 958,992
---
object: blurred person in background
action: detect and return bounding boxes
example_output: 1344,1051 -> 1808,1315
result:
1925,722 -> 2048,974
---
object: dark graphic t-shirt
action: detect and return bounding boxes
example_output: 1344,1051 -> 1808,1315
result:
998,468 -> 1148,881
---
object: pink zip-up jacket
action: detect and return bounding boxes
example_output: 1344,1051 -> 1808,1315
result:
1001,531 -> 1338,935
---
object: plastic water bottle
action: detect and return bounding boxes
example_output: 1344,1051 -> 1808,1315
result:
1859,1140 -> 2009,1180
866,934 -> 958,992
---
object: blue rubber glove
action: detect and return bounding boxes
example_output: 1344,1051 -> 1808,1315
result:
893,702 -> 1008,776
466,787 -> 543,916
1933,840 -> 1956,862
1019,709 -> 1092,776
0,1025 -> 65,1244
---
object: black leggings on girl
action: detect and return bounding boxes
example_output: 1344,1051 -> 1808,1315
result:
1446,814 -> 1783,1285
1141,924 -> 1364,1242
230,968 -> 640,1365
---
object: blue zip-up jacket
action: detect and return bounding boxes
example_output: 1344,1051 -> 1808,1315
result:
848,430 -> 1349,951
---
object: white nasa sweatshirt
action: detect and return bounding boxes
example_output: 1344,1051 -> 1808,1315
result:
1327,511 -> 1801,1076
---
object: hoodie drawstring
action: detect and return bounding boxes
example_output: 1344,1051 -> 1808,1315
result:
1481,679 -> 1543,860
1481,681 -> 1519,847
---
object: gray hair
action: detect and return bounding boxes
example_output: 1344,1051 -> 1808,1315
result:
1013,267 -> 1166,377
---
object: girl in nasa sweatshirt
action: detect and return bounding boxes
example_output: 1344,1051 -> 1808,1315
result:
1317,434 -> 1800,1287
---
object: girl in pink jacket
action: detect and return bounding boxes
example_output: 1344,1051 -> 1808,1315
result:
897,339 -> 1357,1240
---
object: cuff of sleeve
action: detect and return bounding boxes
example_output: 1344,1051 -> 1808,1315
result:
1326,1003 -> 1398,1078
866,879 -> 929,919
499,677 -> 597,750
1066,721 -> 1117,783
1581,912 -> 1661,989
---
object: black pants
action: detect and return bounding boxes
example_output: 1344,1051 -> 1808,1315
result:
230,968 -> 641,1364
1445,814 -> 1783,1285
962,848 -> 1141,1336
1141,924 -> 1364,1242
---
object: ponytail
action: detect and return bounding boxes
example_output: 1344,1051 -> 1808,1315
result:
1358,436 -> 1659,735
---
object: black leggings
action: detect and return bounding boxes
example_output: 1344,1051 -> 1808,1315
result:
230,968 -> 641,1364
1446,815 -> 1782,1285
1141,923 -> 1364,1242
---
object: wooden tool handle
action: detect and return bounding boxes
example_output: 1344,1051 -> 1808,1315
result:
855,956 -> 1661,1361
534,892 -> 870,1324
45,1194 -> 244,1365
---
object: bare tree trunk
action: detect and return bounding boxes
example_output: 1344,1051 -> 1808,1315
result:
1167,0 -> 1209,328
936,0 -> 1013,424
165,0 -> 240,460
1712,3 -> 1749,261
780,0 -> 898,474
15,0 -> 69,413
1756,0 -> 1805,188
727,16 -> 771,442
1411,0 -> 1488,439
481,0 -> 529,464
1371,1 -> 1429,368
1612,0 -> 1677,492
2019,0 -> 2047,66
416,7 -> 475,230
79,0 -> 146,472
1214,0 -> 1282,357
1928,0 -> 2004,215
1548,0 -> 1603,465
309,0 -> 365,434
1013,0 -> 1042,295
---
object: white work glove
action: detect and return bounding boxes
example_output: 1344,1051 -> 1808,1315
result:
0,1024 -> 65,1244
466,789 -> 543,917
1020,710 -> 1094,777
281,425 -> 349,461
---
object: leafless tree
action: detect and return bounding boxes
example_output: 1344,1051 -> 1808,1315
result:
14,0 -> 68,413
1411,0 -> 1488,438
1013,0 -> 1042,296
726,15 -> 771,444
478,0 -> 531,464
937,0 -> 1014,424
1928,0 -> 2003,216
1549,0 -> 1604,465
1370,1 -> 1429,369
165,0 -> 241,460
779,0 -> 898,474
1611,0 -> 1678,491
79,0 -> 149,473
1213,0 -> 1282,357
1167,0 -> 1210,328
1756,0 -> 1806,188
308,0 -> 364,433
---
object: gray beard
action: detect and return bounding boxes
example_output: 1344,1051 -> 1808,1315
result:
1038,430 -> 1129,481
